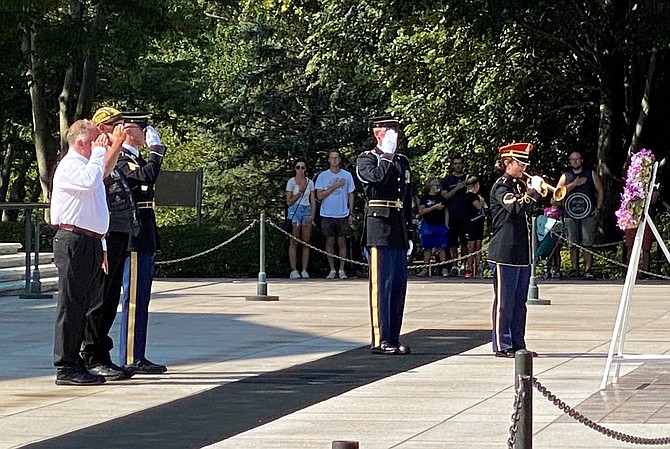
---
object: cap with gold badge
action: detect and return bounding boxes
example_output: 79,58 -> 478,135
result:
92,107 -> 123,126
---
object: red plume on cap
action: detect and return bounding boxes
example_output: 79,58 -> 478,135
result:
498,142 -> 533,164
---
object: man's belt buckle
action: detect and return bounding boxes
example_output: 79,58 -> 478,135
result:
393,200 -> 403,209
137,201 -> 155,209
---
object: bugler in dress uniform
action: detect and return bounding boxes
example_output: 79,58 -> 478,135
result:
488,143 -> 542,358
356,116 -> 413,355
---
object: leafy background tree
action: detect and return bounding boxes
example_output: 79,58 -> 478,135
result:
1,0 -> 670,273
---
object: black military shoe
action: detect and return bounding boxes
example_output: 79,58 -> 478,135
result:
371,342 -> 399,355
88,363 -> 133,381
371,342 -> 410,355
395,342 -> 411,355
513,348 -> 539,357
494,349 -> 515,358
56,369 -> 106,386
123,358 -> 167,375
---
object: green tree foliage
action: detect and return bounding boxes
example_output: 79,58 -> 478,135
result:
1,0 -> 670,248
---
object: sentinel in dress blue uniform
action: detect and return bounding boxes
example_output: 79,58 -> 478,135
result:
356,116 -> 413,355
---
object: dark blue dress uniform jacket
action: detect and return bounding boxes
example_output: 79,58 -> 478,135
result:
115,144 -> 165,253
487,174 -> 541,265
356,148 -> 413,248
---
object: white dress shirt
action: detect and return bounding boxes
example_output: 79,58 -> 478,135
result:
50,146 -> 109,235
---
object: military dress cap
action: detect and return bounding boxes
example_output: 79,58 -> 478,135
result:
369,115 -> 400,130
498,142 -> 533,165
92,107 -> 123,125
122,111 -> 151,129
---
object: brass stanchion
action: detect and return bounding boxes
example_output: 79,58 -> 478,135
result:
246,212 -> 279,301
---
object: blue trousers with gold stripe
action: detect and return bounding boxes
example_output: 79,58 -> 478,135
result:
490,262 -> 530,352
119,250 -> 155,366
367,246 -> 407,348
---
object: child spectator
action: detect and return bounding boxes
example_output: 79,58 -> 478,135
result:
463,176 -> 485,278
417,178 -> 449,277
543,197 -> 564,278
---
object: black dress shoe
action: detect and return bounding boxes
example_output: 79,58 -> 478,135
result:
395,342 -> 411,355
371,342 -> 411,355
371,342 -> 399,355
494,349 -> 515,358
123,358 -> 168,374
513,348 -> 539,357
56,370 -> 106,386
88,363 -> 133,381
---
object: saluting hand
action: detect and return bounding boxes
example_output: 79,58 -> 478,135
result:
94,133 -> 110,148
381,129 -> 398,154
110,123 -> 125,143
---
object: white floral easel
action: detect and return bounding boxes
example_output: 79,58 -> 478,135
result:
600,162 -> 670,389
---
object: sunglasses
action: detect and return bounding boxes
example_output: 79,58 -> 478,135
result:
295,165 -> 306,170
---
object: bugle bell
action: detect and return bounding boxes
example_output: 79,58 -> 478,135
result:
524,173 -> 566,201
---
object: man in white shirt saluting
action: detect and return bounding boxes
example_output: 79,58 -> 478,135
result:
51,119 -> 123,385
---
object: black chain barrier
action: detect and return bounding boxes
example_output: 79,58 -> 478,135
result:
532,377 -> 670,445
507,374 -> 526,449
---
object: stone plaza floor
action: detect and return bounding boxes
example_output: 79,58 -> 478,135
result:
1,276 -> 670,448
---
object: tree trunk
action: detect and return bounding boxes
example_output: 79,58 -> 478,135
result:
75,4 -> 104,120
59,67 -> 75,152
597,52 -> 627,242
629,50 -> 657,153
23,25 -> 57,201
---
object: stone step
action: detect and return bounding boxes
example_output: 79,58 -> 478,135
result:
0,252 -> 54,269
0,243 -> 22,255
0,277 -> 58,297
0,264 -> 58,282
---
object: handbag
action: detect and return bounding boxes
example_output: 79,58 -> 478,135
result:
283,190 -> 305,232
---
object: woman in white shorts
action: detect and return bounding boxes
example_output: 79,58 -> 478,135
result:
286,160 -> 316,279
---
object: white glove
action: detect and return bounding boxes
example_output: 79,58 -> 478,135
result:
145,125 -> 162,147
530,175 -> 543,193
406,239 -> 414,256
380,129 -> 398,154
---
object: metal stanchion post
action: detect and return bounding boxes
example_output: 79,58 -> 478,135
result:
22,208 -> 32,296
20,213 -> 52,299
527,216 -> 550,305
246,212 -> 279,301
515,349 -> 533,449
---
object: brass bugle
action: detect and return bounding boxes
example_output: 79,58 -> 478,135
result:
523,173 -> 567,201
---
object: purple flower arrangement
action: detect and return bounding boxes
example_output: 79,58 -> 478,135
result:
615,149 -> 655,230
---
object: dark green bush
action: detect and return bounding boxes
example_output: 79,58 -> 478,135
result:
154,220 -> 366,278
0,219 -> 56,253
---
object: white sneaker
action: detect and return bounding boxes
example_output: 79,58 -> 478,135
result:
338,269 -> 348,280
301,270 -> 309,279
326,270 -> 337,279
290,270 -> 301,279
417,268 -> 428,277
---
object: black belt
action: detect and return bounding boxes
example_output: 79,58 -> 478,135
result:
59,224 -> 105,240
367,200 -> 403,208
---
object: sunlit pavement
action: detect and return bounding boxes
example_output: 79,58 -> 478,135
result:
1,277 -> 669,448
